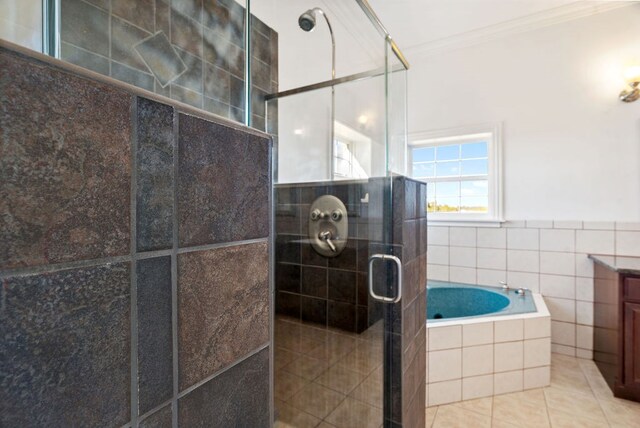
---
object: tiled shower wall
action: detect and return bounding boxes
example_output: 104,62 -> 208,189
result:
427,220 -> 640,359
60,0 -> 277,131
0,46 -> 271,426
274,180 -> 383,333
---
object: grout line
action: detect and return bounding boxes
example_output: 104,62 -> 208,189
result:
177,343 -> 270,400
130,96 -> 139,427
175,237 -> 268,254
0,255 -> 132,279
171,107 -> 179,428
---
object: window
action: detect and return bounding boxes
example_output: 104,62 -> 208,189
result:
409,125 -> 502,223
334,139 -> 354,178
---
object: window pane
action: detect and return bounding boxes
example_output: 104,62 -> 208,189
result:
435,197 -> 460,212
413,147 -> 435,162
335,158 -> 351,176
435,161 -> 460,177
460,196 -> 489,213
335,141 -> 350,158
435,181 -> 460,197
461,159 -> 488,176
461,180 -> 488,196
461,142 -> 488,159
427,182 -> 436,212
436,145 -> 459,161
413,162 -> 435,178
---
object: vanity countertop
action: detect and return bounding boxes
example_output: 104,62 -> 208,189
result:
589,254 -> 640,276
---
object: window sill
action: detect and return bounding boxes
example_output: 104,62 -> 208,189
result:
427,219 -> 505,228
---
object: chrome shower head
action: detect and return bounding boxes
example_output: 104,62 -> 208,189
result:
298,9 -> 317,32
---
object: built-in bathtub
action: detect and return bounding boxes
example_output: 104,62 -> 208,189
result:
425,281 -> 551,407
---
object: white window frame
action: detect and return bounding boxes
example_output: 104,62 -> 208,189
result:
408,123 -> 503,226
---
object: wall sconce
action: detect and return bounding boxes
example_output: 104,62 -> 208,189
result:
619,65 -> 640,102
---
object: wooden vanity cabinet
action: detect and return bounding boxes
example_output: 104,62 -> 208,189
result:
594,259 -> 640,402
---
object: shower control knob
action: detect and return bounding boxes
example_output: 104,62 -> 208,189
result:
310,209 -> 322,221
331,210 -> 343,221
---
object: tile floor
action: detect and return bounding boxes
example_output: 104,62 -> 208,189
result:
426,353 -> 640,427
274,316 -> 384,428
274,316 -> 640,427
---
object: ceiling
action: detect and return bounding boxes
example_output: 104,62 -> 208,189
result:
367,0 -> 636,57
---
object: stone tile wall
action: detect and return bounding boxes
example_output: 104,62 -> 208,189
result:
0,45 -> 271,427
59,0 -> 277,131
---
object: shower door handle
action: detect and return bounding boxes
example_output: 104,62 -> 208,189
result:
368,254 -> 402,303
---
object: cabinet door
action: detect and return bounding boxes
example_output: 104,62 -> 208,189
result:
624,302 -> 640,386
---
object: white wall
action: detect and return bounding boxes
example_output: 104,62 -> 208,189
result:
409,5 -> 640,221
0,0 -> 42,52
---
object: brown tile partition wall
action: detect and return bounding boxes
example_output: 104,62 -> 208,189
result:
59,0 -> 277,131
0,45 -> 271,427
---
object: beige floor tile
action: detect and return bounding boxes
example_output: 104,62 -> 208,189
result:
336,347 -> 382,376
550,365 -> 593,395
325,397 -> 383,428
452,397 -> 493,417
283,354 -> 331,381
491,418 -> 520,427
275,347 -> 301,370
275,371 -> 310,401
317,423 -> 337,428
315,364 -> 367,395
493,391 -> 550,428
349,373 -> 383,408
277,333 -> 325,354
425,406 -> 438,427
433,404 -> 491,428
543,386 -> 606,423
288,382 -> 346,420
275,400 -> 322,428
547,407 -> 610,428
598,397 -> 640,428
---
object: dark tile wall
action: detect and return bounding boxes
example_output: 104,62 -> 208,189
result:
274,180 -> 383,333
60,0 -> 278,131
1,46 -> 272,427
386,176 -> 427,427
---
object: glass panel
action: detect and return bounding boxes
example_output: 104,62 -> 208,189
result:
461,141 -> 488,159
436,181 -> 460,197
413,147 -> 435,162
0,0 -> 43,52
461,196 -> 489,212
436,144 -> 460,161
461,159 -> 488,176
461,180 -> 489,196
436,197 -> 460,212
413,162 -> 435,178
436,161 -> 460,177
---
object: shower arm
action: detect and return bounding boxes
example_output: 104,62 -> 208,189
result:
312,8 -> 336,80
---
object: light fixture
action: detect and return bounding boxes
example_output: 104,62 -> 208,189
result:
619,65 -> 640,103
293,128 -> 304,135
358,115 -> 368,125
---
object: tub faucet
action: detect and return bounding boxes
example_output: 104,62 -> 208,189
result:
499,281 -> 510,291
515,287 -> 529,296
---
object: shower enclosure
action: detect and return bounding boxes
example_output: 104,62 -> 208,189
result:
263,1 -> 425,427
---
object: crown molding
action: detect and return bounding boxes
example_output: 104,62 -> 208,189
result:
404,1 -> 637,59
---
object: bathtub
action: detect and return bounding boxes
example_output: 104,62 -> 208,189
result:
425,280 -> 551,407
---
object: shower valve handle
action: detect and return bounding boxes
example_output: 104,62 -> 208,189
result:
319,231 -> 337,252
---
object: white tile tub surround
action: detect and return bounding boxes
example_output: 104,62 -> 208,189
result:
426,220 -> 640,358
425,295 -> 551,407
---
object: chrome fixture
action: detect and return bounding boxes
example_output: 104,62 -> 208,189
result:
620,65 -> 640,103
368,254 -> 403,303
515,287 -> 529,296
499,281 -> 510,291
309,195 -> 348,257
298,7 -> 336,178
